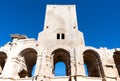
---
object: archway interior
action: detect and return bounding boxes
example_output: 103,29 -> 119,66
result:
31,64 -> 36,76
18,48 -> 37,78
52,49 -> 71,76
83,50 -> 101,77
84,63 -> 88,76
55,62 -> 66,76
0,52 -> 7,74
113,51 -> 120,77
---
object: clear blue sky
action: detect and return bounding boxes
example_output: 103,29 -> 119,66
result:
0,0 -> 120,49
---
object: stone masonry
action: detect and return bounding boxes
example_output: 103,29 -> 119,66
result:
0,5 -> 120,81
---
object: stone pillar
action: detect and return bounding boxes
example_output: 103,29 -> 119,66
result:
34,55 -> 41,76
70,49 -> 76,76
102,60 -> 117,78
75,48 -> 85,76
2,57 -> 20,79
37,49 -> 48,81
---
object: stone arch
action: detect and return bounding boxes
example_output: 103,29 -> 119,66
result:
83,49 -> 104,77
0,51 -> 7,74
113,51 -> 120,77
18,48 -> 37,78
52,48 -> 71,76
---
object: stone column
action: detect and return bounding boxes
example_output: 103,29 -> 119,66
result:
2,57 -> 20,79
75,48 -> 85,76
70,49 -> 76,76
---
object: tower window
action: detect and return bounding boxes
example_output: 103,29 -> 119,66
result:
61,33 -> 65,39
57,33 -> 60,39
57,33 -> 65,40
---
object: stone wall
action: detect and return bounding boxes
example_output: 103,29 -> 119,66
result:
0,5 -> 119,81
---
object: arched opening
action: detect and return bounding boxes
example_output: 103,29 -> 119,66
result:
113,51 -> 120,77
31,64 -> 36,76
52,48 -> 71,76
84,63 -> 88,76
83,50 -> 104,77
55,62 -> 66,76
0,51 -> 7,74
18,48 -> 37,78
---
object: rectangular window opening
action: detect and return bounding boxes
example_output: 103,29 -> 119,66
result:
57,33 -> 60,39
61,33 -> 65,39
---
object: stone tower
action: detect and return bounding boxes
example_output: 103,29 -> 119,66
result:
0,5 -> 120,81
37,5 -> 85,80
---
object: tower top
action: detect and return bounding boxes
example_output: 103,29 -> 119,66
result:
44,5 -> 78,30
38,5 -> 84,47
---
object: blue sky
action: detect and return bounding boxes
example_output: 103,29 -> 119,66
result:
0,0 -> 120,49
1,0 -> 120,77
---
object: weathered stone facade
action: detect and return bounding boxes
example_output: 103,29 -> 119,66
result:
0,5 -> 120,81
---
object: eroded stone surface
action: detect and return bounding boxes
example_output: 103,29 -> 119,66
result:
0,5 -> 119,81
